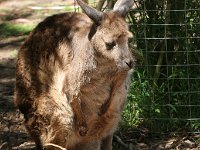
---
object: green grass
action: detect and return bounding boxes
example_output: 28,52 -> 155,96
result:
64,5 -> 74,11
0,23 -> 35,37
9,49 -> 18,58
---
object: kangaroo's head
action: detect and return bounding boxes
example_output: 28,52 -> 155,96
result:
77,0 -> 134,71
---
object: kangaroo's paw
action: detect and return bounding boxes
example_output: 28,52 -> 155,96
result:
76,120 -> 88,136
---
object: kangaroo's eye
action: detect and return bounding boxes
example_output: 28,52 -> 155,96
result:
105,41 -> 116,50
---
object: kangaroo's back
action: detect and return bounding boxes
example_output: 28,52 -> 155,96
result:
15,12 -> 92,111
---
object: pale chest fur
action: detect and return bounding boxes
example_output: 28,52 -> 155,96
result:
65,66 -> 117,114
80,74 -> 113,115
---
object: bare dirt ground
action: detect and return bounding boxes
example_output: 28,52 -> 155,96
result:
0,0 -> 200,149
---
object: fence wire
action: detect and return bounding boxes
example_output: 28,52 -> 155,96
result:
74,0 -> 200,135
131,0 -> 200,135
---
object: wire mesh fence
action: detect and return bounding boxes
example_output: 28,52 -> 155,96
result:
74,0 -> 200,136
126,0 -> 200,135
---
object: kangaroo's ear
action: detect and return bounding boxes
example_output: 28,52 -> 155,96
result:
113,0 -> 134,17
76,0 -> 103,25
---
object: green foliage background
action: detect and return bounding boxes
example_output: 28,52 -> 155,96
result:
122,0 -> 200,134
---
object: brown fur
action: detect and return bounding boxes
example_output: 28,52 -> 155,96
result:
15,1 -> 134,149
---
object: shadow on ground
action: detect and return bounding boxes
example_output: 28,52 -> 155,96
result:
0,58 -> 33,150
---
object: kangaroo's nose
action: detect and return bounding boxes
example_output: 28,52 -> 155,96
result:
125,60 -> 134,69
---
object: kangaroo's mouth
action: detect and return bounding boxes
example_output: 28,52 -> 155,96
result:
116,62 -> 134,71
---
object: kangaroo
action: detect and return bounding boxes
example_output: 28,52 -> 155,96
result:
15,0 -> 134,149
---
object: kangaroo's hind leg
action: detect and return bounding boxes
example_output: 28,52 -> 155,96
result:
101,134 -> 113,150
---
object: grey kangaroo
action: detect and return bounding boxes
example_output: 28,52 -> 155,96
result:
15,0 -> 135,149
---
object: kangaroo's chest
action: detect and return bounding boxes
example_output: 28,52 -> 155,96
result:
80,74 -> 114,116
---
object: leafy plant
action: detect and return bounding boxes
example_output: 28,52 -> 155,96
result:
121,0 -> 200,134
